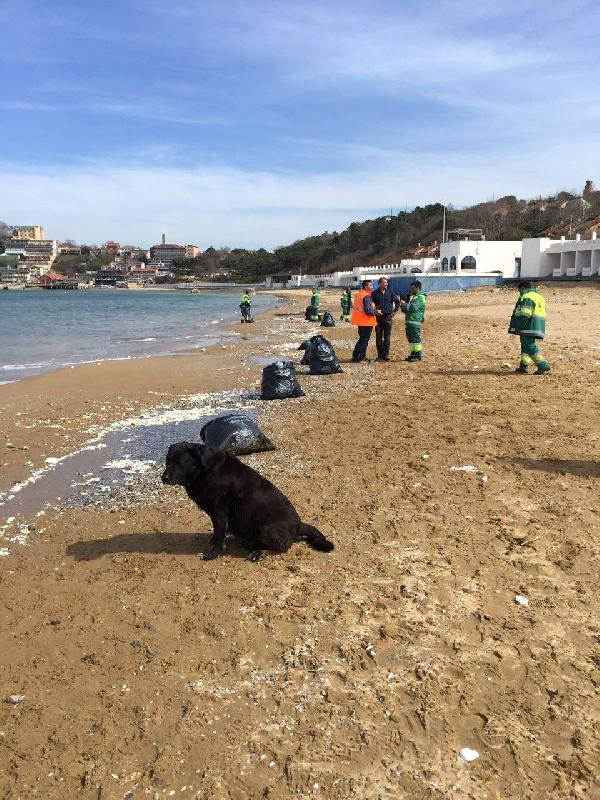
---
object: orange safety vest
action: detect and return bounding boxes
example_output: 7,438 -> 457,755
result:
351,289 -> 377,327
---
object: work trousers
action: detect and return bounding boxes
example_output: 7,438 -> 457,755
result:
405,322 -> 423,359
519,335 -> 549,369
375,318 -> 393,358
352,326 -> 374,361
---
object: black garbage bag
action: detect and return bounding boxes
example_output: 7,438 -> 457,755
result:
320,310 -> 335,328
308,335 -> 343,375
304,305 -> 312,321
261,361 -> 305,400
298,339 -> 312,366
200,411 -> 275,456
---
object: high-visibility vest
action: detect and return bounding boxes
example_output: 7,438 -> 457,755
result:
351,290 -> 377,327
509,290 -> 546,339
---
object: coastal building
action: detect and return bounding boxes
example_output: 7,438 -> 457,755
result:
39,271 -> 78,289
185,244 -> 200,258
9,238 -> 58,273
130,267 -> 159,284
149,234 -> 185,266
529,233 -> 600,278
11,225 -> 44,240
439,233 -> 522,278
94,268 -> 128,286
441,233 -> 600,279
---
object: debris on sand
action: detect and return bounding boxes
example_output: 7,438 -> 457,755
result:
515,594 -> 529,607
459,747 -> 480,762
6,694 -> 25,704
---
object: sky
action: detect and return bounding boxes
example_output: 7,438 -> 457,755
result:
1,0 -> 599,249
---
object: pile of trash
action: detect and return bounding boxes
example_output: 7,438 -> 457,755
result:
261,361 -> 305,400
201,412 -> 275,455
298,335 -> 343,375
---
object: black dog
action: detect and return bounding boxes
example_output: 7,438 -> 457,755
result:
161,442 -> 334,562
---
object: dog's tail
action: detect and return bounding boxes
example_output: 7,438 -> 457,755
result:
299,523 -> 334,552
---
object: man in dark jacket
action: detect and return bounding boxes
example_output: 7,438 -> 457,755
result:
371,276 -> 401,361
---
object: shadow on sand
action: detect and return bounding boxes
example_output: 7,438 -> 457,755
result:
499,457 -> 600,478
66,531 -> 251,561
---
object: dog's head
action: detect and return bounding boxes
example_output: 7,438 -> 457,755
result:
161,442 -> 220,486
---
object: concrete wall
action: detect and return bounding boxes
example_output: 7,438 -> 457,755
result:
521,238 -> 560,278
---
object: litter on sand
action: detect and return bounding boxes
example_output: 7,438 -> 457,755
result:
459,748 -> 479,762
515,595 -> 529,606
450,465 -> 477,472
6,695 -> 25,704
200,412 -> 275,456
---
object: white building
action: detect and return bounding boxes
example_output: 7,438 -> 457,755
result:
440,233 -> 600,279
439,239 -> 523,278
531,233 -> 600,278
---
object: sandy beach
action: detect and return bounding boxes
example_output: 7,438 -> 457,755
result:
1,284 -> 600,800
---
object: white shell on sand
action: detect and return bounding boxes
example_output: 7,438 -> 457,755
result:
459,748 -> 479,762
515,595 -> 529,606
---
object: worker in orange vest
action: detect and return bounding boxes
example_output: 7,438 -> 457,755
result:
351,279 -> 378,362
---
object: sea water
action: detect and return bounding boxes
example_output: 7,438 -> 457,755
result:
0,288 -> 281,383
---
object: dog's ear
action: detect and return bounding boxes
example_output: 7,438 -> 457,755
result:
189,443 -> 217,468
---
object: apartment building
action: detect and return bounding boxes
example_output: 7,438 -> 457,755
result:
9,238 -> 58,273
11,225 -> 44,240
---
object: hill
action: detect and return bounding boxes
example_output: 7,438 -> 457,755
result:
174,180 -> 600,281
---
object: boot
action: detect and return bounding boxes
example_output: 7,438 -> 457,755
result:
535,362 -> 551,374
515,365 -> 528,373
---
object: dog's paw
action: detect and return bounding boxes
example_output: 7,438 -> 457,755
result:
202,548 -> 222,561
248,550 -> 263,563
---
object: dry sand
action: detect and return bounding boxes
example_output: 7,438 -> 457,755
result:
1,285 -> 600,800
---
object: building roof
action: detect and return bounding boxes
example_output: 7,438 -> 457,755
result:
151,243 -> 185,249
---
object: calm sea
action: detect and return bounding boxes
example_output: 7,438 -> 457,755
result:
0,288 -> 281,384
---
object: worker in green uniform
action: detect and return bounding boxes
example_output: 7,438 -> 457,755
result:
509,281 -> 551,374
401,280 -> 426,362
310,288 -> 320,322
240,290 -> 252,323
340,288 -> 352,321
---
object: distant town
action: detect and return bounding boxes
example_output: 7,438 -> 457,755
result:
0,226 -> 209,289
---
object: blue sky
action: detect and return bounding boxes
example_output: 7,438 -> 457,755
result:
1,0 -> 599,248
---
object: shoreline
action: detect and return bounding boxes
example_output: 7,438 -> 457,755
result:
0,288 -> 287,385
0,289 -> 321,494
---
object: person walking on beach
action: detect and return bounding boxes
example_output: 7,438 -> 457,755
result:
351,279 -> 378,362
509,281 -> 551,374
240,290 -> 252,323
371,276 -> 401,361
401,280 -> 426,362
340,288 -> 352,321
310,287 -> 320,322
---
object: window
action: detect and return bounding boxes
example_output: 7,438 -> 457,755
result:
441,257 -> 448,271
449,256 -> 457,270
461,256 -> 476,270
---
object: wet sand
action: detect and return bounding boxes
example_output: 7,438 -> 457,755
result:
1,285 -> 600,799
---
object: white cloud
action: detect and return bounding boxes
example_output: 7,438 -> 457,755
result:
2,134 -> 598,249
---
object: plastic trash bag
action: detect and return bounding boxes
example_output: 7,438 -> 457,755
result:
307,335 -> 343,375
304,305 -> 312,321
298,339 -> 312,366
320,310 -> 335,327
261,361 -> 305,400
200,411 -> 275,455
